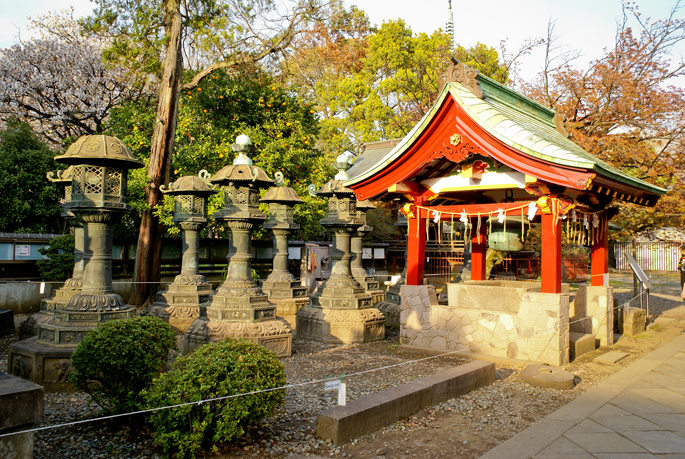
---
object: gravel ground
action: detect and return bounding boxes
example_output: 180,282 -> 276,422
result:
1,272 -> 684,459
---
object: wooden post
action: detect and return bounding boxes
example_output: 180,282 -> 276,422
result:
471,218 -> 487,281
541,212 -> 562,293
591,212 -> 609,286
406,209 -> 426,286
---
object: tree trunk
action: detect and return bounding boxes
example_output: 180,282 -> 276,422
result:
130,0 -> 183,307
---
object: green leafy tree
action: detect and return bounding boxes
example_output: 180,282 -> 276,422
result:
0,119 -> 63,233
453,43 -> 509,84
36,234 -> 75,280
107,70 -> 331,240
84,0 -> 326,305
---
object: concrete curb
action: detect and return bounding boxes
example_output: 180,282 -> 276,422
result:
317,360 -> 495,445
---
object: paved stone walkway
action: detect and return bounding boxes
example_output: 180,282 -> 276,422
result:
480,333 -> 685,459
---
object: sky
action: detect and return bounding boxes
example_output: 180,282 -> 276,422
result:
1,0 -> 683,84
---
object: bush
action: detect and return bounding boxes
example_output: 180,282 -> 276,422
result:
144,339 -> 286,458
68,316 -> 177,414
37,234 -> 75,280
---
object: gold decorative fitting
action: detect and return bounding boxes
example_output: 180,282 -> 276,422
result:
450,133 -> 462,146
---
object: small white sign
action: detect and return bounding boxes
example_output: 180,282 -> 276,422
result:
338,382 -> 346,406
603,273 -> 609,287
362,248 -> 372,259
39,282 -> 45,294
373,248 -> 385,260
325,380 -> 341,391
288,247 -> 301,260
15,245 -> 30,257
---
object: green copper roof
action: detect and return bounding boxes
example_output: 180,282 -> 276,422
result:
346,73 -> 667,196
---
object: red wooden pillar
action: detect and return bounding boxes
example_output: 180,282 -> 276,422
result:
471,217 -> 487,281
541,212 -> 562,293
591,212 -> 609,286
406,207 -> 426,286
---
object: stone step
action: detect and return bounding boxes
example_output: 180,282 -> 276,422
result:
569,332 -> 596,361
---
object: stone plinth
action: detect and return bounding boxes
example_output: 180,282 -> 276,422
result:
622,308 -> 646,336
0,371 -> 44,459
572,285 -> 614,347
145,278 -> 212,332
400,282 -> 570,366
7,338 -> 74,392
261,276 -> 309,328
295,307 -> 386,344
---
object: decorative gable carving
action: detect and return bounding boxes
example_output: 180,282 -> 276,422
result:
439,62 -> 484,99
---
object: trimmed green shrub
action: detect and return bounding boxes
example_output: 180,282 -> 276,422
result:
68,316 -> 177,414
144,339 -> 286,459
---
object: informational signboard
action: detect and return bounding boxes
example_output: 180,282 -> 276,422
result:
15,245 -> 30,257
625,253 -> 652,290
362,248 -> 373,259
373,247 -> 385,259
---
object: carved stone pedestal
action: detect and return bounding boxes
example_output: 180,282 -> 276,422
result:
295,306 -> 386,344
145,277 -> 212,332
261,276 -> 309,328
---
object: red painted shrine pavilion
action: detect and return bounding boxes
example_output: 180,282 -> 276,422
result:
344,63 -> 666,294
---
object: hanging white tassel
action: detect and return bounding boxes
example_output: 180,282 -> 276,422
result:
497,209 -> 505,223
433,210 -> 441,224
583,213 -> 589,230
592,213 -> 600,228
459,211 -> 468,224
527,202 -> 537,221
572,210 -> 577,222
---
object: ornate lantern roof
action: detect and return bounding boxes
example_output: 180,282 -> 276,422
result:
163,173 -> 215,224
261,186 -> 304,205
54,135 -> 144,169
163,174 -> 215,197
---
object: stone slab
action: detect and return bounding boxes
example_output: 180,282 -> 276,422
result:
0,371 -> 44,459
569,332 -> 596,361
316,360 -> 494,445
0,308 -> 14,337
595,351 -> 629,364
0,371 -> 44,430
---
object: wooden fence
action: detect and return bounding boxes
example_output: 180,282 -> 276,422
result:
614,241 -> 682,272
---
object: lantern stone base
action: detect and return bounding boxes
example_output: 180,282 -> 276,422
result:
19,286 -> 82,339
36,305 -> 136,347
182,291 -> 292,357
262,280 -> 310,328
354,277 -> 386,305
375,301 -> 401,328
295,305 -> 386,344
183,318 -> 292,357
143,282 -> 213,333
7,337 -> 76,392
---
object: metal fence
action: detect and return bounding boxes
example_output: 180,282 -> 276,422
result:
614,241 -> 682,272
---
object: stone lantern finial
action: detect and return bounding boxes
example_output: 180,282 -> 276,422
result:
232,134 -> 254,166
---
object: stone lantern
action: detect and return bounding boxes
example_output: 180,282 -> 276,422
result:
374,209 -> 408,328
260,176 -> 308,327
296,154 -> 385,344
19,167 -> 86,338
183,135 -> 291,357
350,199 -> 386,304
144,173 -> 216,332
8,134 -> 143,391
